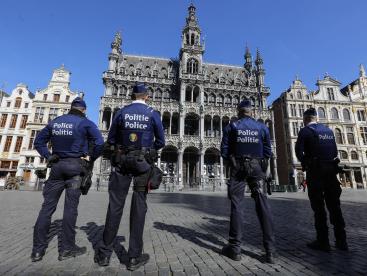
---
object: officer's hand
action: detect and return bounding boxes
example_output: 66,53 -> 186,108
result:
102,142 -> 114,159
47,154 -> 60,168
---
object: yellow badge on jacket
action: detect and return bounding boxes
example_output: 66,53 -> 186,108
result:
129,133 -> 138,142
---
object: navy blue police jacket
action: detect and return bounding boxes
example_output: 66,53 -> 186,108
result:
34,109 -> 104,161
221,116 -> 272,160
107,101 -> 165,150
295,122 -> 337,164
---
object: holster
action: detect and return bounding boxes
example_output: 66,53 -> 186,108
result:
80,159 -> 94,195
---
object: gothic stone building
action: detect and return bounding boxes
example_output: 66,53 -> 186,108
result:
273,65 -> 367,190
96,4 -> 278,189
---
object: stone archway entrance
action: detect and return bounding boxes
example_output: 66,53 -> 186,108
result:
183,147 -> 200,188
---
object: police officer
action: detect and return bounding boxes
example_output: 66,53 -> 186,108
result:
95,83 -> 165,271
31,97 -> 104,262
295,108 -> 347,252
220,100 -> 275,263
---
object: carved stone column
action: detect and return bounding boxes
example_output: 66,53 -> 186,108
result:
220,156 -> 224,186
178,149 -> 183,189
169,114 -> 172,135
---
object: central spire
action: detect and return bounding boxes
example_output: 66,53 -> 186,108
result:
185,3 -> 200,31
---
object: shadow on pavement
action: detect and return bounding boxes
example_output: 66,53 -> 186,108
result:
153,221 -> 264,262
80,222 -> 128,265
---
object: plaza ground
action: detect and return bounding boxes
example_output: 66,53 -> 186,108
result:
0,189 -> 366,275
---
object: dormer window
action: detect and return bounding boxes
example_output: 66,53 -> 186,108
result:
53,94 -> 60,102
14,97 -> 22,108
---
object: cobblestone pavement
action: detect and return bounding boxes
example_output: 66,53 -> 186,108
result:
1,189 -> 367,276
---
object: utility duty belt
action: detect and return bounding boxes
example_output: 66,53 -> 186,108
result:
111,145 -> 162,192
303,157 -> 341,174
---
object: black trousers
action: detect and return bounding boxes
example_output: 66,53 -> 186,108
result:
227,159 -> 275,254
33,158 -> 82,253
307,166 -> 346,244
98,169 -> 148,258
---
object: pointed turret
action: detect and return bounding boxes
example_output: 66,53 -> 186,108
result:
255,48 -> 263,69
244,45 -> 252,71
108,31 -> 122,72
360,64 -> 366,78
255,48 -> 265,87
111,31 -> 122,54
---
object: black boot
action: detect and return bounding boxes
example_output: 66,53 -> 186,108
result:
127,254 -> 150,271
221,245 -> 241,261
265,251 -> 275,264
307,240 -> 330,252
31,251 -> 45,262
94,250 -> 110,266
58,245 -> 87,261
335,240 -> 349,251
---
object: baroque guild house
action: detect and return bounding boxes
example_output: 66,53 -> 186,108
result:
96,4 -> 278,189
0,84 -> 33,182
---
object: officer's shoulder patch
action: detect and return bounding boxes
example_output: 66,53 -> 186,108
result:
146,106 -> 154,113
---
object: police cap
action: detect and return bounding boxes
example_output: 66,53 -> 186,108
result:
132,83 -> 147,95
71,97 -> 87,109
303,107 -> 317,117
237,99 -> 252,110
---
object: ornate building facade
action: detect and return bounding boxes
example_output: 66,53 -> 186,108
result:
0,84 -> 33,182
16,66 -> 79,185
96,4 -> 278,189
273,65 -> 367,190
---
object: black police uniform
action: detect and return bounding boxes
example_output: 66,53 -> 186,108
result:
220,100 -> 275,262
295,109 -> 347,251
31,98 -> 104,261
96,84 -> 165,270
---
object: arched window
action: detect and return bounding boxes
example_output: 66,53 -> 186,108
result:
112,85 -> 118,96
224,95 -> 232,107
233,96 -> 239,106
318,107 -> 326,119
155,89 -> 162,101
217,95 -> 223,106
339,150 -> 348,160
204,93 -> 208,103
147,87 -> 153,99
297,91 -> 302,99
330,108 -> 339,120
334,128 -> 344,144
191,33 -> 195,45
14,97 -> 22,108
163,90 -> 170,102
209,93 -> 215,105
351,151 -> 358,160
187,58 -> 199,74
346,127 -> 355,144
185,33 -> 189,45
343,109 -> 351,121
250,97 -> 256,107
185,86 -> 192,102
120,86 -> 127,97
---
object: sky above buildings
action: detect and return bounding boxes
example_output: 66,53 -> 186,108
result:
0,0 -> 366,123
